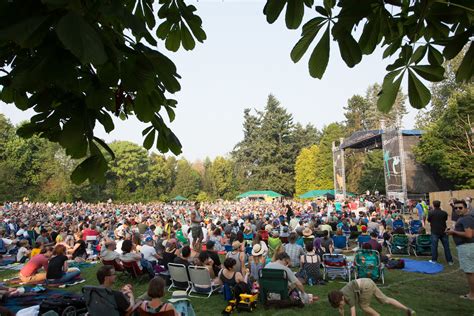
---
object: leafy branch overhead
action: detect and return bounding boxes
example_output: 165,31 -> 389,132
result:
264,0 -> 473,112
0,0 -> 206,184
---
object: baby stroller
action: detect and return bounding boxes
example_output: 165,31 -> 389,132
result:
322,254 -> 352,281
354,249 -> 384,284
411,234 -> 432,256
388,234 -> 410,255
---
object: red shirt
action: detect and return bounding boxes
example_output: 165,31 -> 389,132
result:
20,254 -> 48,277
82,228 -> 99,240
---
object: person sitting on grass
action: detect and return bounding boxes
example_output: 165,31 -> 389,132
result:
19,246 -> 52,283
96,265 -> 135,315
137,276 -> 178,315
46,244 -> 81,284
328,278 -> 416,316
30,241 -> 42,258
16,239 -> 30,263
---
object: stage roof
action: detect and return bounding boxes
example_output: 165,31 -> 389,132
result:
339,129 -> 423,150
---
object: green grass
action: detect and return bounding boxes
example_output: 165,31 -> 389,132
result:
2,244 -> 473,316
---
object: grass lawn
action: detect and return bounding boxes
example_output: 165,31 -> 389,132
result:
1,244 -> 473,316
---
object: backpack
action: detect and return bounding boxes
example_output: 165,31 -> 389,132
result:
386,259 -> 405,269
172,300 -> 196,316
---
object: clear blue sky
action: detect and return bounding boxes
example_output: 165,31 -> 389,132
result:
0,1 -> 421,161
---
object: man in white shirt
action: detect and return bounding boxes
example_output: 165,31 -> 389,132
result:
140,237 -> 160,264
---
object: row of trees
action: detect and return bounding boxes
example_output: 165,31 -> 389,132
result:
0,54 -> 471,202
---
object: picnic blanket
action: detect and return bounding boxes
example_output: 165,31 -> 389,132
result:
0,263 -> 24,270
402,259 -> 444,274
68,261 -> 97,269
4,275 -> 86,287
2,286 -> 83,313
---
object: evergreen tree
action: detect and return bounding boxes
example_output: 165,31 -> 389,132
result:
414,86 -> 474,189
171,159 -> 201,199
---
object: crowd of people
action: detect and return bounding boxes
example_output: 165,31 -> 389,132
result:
0,195 -> 472,315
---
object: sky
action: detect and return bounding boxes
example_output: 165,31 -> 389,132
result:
0,0 -> 422,161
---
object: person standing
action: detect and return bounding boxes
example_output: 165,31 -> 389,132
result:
428,200 -> 454,265
190,202 -> 203,248
446,199 -> 474,300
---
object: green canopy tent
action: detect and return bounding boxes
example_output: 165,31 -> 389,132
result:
299,190 -> 356,199
236,190 -> 283,200
171,195 -> 188,201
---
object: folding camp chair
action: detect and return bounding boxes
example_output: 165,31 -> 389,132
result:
167,263 -> 191,292
409,220 -> 423,235
258,269 -> 288,304
188,265 -> 221,298
122,260 -> 148,281
333,235 -> 348,250
322,254 -> 352,281
354,249 -> 384,284
388,234 -> 410,255
411,234 -> 432,256
357,235 -> 371,248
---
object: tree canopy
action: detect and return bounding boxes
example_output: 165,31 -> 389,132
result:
1,0 -> 472,182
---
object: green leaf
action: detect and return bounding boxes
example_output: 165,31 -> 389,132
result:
58,118 -> 88,158
427,46 -> 444,65
264,0 -> 287,24
358,18 -> 381,55
71,154 -> 107,184
143,0 -> 156,29
291,20 -> 323,63
134,93 -> 155,122
377,70 -> 404,113
142,126 -> 153,136
308,25 -> 330,79
93,136 -> 115,159
186,18 -> 207,42
411,65 -> 445,82
411,45 -> 427,64
303,0 -> 314,8
143,129 -> 155,150
323,0 -> 335,11
407,69 -> 431,109
97,111 -> 114,133
315,6 -> 328,17
442,30 -> 471,60
165,25 -> 181,52
382,38 -> 402,58
165,105 -> 176,122
386,58 -> 405,72
455,42 -> 474,83
285,0 -> 304,29
180,23 -> 195,50
156,20 -> 172,40
56,12 -> 107,65
336,31 -> 362,68
0,16 -> 48,48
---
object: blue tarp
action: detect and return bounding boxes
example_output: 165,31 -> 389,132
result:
402,259 -> 444,274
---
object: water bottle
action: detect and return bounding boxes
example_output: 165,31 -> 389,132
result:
308,277 -> 314,286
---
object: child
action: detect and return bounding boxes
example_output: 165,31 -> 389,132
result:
30,241 -> 42,258
16,240 -> 30,263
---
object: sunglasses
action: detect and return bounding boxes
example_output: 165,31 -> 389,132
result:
454,206 -> 464,210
